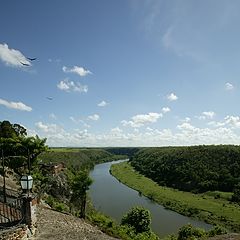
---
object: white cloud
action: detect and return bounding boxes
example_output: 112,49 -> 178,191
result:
224,115 -> 240,128
202,111 -> 215,119
162,26 -> 174,49
70,117 -> 91,128
57,78 -> 88,93
111,127 -> 123,135
182,117 -> 191,122
208,121 -> 225,127
208,115 -> 240,129
88,114 -> 100,121
35,121 -> 63,134
49,113 -> 57,120
33,118 -> 240,147
98,100 -> 108,107
198,111 -> 216,120
63,66 -> 92,77
122,112 -> 162,128
0,43 -> 31,67
0,98 -> 32,111
225,82 -> 234,90
167,93 -> 178,101
70,116 -> 78,123
162,107 -> 171,113
48,58 -> 61,63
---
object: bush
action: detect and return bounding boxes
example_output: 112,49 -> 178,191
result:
178,224 -> 205,240
121,206 -> 151,234
207,225 -> 227,237
232,184 -> 240,204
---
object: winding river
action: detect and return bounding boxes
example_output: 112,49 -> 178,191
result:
89,160 -> 212,238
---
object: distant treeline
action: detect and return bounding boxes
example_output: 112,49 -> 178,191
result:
105,147 -> 140,157
130,145 -> 240,193
39,148 -> 127,171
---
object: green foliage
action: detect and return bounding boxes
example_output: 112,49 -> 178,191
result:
0,121 -> 18,138
178,224 -> 205,240
39,148 -> 126,171
87,207 -> 159,240
0,120 -> 47,175
121,206 -> 151,234
177,224 -> 227,240
45,195 -> 69,212
111,162 -> 240,232
207,225 -> 227,237
232,184 -> 240,204
70,170 -> 93,218
105,147 -> 140,157
130,145 -> 240,193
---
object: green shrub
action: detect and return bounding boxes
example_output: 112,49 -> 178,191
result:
207,225 -> 227,237
178,224 -> 206,240
121,206 -> 151,233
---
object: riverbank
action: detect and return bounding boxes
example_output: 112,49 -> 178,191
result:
110,162 -> 240,232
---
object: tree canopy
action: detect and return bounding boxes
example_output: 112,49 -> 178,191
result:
121,206 -> 151,234
0,120 -> 47,174
130,145 -> 240,193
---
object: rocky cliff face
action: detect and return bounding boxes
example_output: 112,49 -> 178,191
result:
47,171 -> 71,202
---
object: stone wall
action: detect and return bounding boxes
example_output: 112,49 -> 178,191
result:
0,225 -> 28,240
0,197 -> 37,240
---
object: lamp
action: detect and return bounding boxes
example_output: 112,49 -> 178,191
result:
20,175 -> 33,191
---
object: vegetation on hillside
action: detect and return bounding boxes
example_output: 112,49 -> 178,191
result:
130,146 -> 240,194
105,147 -> 140,157
39,148 -> 127,171
111,162 -> 240,232
36,147 -> 127,217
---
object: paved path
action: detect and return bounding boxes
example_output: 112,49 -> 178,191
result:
33,205 -> 119,240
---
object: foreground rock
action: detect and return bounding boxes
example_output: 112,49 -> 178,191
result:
33,205 -> 119,240
209,234 -> 240,240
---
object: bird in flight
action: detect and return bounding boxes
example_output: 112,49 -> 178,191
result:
20,62 -> 31,66
46,97 -> 53,100
27,57 -> 37,61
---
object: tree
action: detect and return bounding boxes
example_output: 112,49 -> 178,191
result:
232,184 -> 240,204
121,206 -> 151,233
0,121 -> 18,138
70,171 -> 93,218
178,224 -> 205,240
0,120 -> 47,174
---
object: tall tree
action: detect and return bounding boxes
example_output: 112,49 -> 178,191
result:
70,171 -> 93,218
0,120 -> 47,174
0,121 -> 18,138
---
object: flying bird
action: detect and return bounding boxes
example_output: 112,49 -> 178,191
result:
46,97 -> 53,100
20,62 -> 30,66
27,57 -> 37,61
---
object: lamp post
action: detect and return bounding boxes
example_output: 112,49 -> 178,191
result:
20,175 -> 34,227
20,175 -> 33,194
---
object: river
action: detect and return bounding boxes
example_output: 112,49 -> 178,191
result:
89,160 -> 212,238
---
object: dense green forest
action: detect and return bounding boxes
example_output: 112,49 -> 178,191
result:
130,145 -> 240,193
39,148 -> 127,171
105,147 -> 140,157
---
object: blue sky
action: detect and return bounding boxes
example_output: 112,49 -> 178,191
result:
1,0 -> 240,147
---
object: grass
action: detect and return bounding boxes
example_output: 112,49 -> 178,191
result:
110,162 -> 240,232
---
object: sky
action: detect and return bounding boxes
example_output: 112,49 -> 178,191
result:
1,0 -> 240,147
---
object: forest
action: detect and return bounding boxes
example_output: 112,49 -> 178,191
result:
130,146 -> 240,193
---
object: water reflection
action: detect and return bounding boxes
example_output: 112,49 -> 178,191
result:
89,160 -> 212,237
